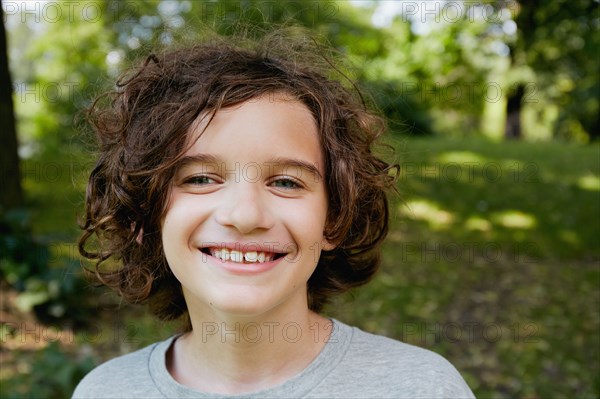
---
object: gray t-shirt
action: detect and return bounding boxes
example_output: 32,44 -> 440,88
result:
72,319 -> 475,398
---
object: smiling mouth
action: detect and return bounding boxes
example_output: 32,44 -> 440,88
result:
200,247 -> 286,264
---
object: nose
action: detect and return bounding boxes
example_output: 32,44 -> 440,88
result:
214,183 -> 275,234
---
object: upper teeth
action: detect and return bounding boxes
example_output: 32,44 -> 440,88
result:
210,248 -> 273,263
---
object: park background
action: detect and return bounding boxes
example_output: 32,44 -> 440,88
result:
0,0 -> 598,397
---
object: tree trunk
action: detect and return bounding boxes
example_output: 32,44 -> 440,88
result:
0,0 -> 23,211
504,1 -> 536,140
505,85 -> 524,139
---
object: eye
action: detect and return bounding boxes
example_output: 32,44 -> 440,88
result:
183,175 -> 217,185
270,177 -> 303,190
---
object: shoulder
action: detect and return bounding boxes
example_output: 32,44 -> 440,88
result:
72,337 -> 173,399
348,326 -> 456,369
327,321 -> 475,398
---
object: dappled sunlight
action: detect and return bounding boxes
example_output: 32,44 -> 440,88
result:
435,151 -> 488,164
491,210 -> 537,229
577,174 -> 600,191
399,199 -> 455,229
464,216 -> 492,232
1,0 -> 597,395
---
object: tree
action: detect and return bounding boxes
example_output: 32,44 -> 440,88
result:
506,0 -> 599,140
0,0 -> 23,211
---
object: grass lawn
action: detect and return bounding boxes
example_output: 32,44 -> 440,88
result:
2,135 -> 599,398
331,136 -> 600,398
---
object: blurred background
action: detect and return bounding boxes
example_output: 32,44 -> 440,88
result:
0,0 -> 598,397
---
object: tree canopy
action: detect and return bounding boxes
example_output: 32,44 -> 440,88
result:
4,0 -> 598,156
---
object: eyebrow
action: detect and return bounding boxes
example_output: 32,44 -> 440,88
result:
267,156 -> 323,180
176,154 -> 221,169
176,154 -> 323,180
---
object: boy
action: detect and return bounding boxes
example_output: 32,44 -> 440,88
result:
74,29 -> 475,398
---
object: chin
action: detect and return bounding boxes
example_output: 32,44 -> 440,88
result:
205,289 -> 285,319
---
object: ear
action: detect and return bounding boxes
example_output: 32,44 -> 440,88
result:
321,237 -> 336,252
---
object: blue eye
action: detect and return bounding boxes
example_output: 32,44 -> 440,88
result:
185,175 -> 215,185
271,177 -> 302,189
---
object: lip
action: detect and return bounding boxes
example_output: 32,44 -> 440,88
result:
200,249 -> 285,275
198,242 -> 290,254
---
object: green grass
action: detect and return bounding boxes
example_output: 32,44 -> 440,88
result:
3,136 -> 599,398
330,136 -> 600,398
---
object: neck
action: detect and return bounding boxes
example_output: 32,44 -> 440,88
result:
167,299 -> 332,394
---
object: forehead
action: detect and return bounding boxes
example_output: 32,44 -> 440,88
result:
184,94 -> 324,169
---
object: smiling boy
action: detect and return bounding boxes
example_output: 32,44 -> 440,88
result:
74,30 -> 475,398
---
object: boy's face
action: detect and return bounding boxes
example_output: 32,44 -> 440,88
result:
161,94 -> 333,319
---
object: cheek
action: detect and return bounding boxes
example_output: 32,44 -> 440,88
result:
281,197 -> 329,250
161,194 -> 197,253
161,201 -> 202,284
160,217 -> 183,272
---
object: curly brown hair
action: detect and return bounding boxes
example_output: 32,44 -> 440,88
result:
79,28 -> 397,330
